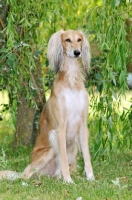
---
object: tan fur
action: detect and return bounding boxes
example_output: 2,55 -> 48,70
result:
0,30 -> 94,183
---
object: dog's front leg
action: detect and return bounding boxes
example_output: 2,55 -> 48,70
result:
57,126 -> 73,183
50,98 -> 73,183
79,123 -> 95,181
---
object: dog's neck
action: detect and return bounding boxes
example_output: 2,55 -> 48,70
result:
57,55 -> 84,89
62,56 -> 80,71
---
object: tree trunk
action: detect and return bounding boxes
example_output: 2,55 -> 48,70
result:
14,62 -> 46,146
0,1 -> 46,146
126,18 -> 132,73
126,18 -> 132,89
0,1 -> 9,48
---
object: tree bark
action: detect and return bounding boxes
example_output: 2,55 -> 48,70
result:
126,18 -> 132,72
0,1 -> 46,146
126,18 -> 132,89
0,1 -> 9,48
14,61 -> 46,146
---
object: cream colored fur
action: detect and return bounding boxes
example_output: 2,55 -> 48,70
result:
0,30 -> 94,183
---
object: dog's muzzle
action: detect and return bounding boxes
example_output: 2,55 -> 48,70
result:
74,50 -> 81,57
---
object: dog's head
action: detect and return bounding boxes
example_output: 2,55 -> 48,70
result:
47,30 -> 91,72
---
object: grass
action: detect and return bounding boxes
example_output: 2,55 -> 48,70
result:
0,116 -> 15,145
0,145 -> 131,200
0,91 -> 131,200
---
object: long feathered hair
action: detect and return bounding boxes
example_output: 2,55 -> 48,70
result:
47,30 -> 91,72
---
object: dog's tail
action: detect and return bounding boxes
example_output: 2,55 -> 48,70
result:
0,170 -> 21,180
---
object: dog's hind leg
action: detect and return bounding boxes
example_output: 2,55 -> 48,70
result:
21,148 -> 54,179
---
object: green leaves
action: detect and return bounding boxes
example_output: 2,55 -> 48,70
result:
0,0 -> 131,156
0,48 -> 8,53
87,1 -> 132,159
6,53 -> 16,69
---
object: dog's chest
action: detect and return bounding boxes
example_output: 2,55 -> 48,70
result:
61,88 -> 87,116
60,88 -> 88,145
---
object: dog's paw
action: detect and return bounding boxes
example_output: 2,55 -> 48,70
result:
21,173 -> 30,180
21,171 -> 33,180
63,177 -> 74,184
86,173 -> 95,181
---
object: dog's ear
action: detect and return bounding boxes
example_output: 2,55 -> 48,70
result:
79,31 -> 91,71
47,30 -> 64,72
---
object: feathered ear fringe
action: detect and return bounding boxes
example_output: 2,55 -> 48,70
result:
79,31 -> 91,71
47,30 -> 64,72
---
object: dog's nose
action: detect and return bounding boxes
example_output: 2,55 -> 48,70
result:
74,50 -> 80,57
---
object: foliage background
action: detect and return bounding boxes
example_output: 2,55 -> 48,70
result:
0,0 -> 132,158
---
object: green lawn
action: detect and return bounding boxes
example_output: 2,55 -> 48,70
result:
0,91 -> 131,200
0,145 -> 131,200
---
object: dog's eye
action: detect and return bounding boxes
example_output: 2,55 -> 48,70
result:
65,38 -> 71,42
77,38 -> 81,42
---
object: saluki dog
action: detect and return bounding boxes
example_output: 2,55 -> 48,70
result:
0,30 -> 94,183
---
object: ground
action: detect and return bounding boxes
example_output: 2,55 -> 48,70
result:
0,146 -> 131,200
